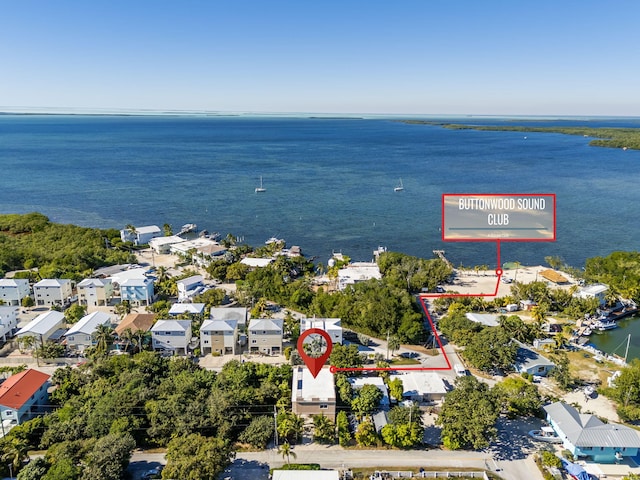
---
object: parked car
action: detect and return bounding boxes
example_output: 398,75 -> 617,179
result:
141,467 -> 163,479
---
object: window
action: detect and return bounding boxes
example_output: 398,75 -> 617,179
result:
204,340 -> 209,344
252,339 -> 257,344
319,404 -> 328,409
5,411 -> 13,416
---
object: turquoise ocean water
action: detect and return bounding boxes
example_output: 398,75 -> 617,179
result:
1,114 -> 639,358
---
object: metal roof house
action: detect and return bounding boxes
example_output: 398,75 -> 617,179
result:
514,341 -> 556,377
64,311 -> 113,352
544,401 -> 640,463
16,311 -> 66,342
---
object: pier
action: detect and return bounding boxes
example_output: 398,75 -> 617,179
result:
433,250 -> 453,268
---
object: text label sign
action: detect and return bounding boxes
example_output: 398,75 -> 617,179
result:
442,194 -> 556,241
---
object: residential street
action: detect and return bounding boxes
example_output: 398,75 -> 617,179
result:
128,434 -> 544,480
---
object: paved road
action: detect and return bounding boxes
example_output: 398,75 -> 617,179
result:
130,442 -> 544,480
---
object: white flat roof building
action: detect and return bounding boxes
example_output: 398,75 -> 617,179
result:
240,257 -> 274,268
389,371 -> 448,403
300,317 -> 342,345
291,366 -> 336,419
169,303 -> 205,316
337,262 -> 382,290
465,312 -> 500,327
348,376 -> 390,408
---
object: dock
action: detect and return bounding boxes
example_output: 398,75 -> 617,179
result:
433,250 -> 453,268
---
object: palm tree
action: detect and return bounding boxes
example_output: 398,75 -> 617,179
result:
163,223 -> 173,236
94,324 -> 114,356
124,224 -> 137,243
387,335 -> 401,360
114,301 -> 131,320
277,442 -> 296,465
133,329 -> 150,352
119,327 -> 133,353
1,437 -> 29,473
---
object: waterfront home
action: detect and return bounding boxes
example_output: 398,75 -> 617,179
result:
33,279 -> 73,307
77,278 -> 114,308
337,262 -> 382,290
514,341 -> 555,377
291,366 -> 336,420
119,225 -> 162,246
0,306 -> 19,342
248,318 -> 283,354
0,369 -> 50,426
240,257 -> 274,269
210,306 -> 249,329
64,311 -> 113,353
200,319 -> 238,355
176,275 -> 204,301
16,311 -> 66,343
149,235 -> 185,254
348,376 -> 390,409
168,303 -> 205,318
0,278 -> 30,306
119,277 -> 155,306
575,283 -> 608,306
300,317 -> 342,344
389,371 -> 448,404
170,238 -> 227,266
544,402 -> 640,463
151,319 -> 192,355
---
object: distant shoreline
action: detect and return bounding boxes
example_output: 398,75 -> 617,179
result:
401,120 -> 640,150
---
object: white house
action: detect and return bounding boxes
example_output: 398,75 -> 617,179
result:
176,275 -> 204,301
348,376 -> 390,409
337,262 -> 382,290
389,371 -> 448,404
33,279 -> 73,307
514,341 -> 555,377
240,257 -> 274,269
200,319 -> 238,355
77,278 -> 114,308
291,366 -> 336,420
149,235 -> 185,254
465,312 -> 500,327
16,311 -> 66,343
575,283 -> 608,305
210,307 -> 249,328
120,225 -> 162,246
0,369 -> 50,426
0,306 -> 19,342
64,311 -> 113,352
170,238 -> 227,266
0,279 -> 30,306
151,319 -> 192,355
248,318 -> 283,354
300,317 -> 342,345
168,303 -> 205,317
119,278 -> 155,306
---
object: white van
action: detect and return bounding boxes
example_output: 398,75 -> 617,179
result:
454,363 -> 467,376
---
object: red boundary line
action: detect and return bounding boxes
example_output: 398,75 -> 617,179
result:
331,240 -> 503,373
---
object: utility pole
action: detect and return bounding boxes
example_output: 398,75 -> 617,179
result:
273,405 -> 279,447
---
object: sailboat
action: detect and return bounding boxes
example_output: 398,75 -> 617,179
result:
255,176 -> 266,193
394,178 -> 404,192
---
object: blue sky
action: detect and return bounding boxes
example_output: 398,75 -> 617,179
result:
2,1 -> 639,116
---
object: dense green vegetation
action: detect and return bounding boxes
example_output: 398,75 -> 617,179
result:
603,358 -> 640,421
402,121 -> 640,150
584,251 -> 640,300
0,213 -> 134,280
436,375 -> 543,450
1,353 -> 293,478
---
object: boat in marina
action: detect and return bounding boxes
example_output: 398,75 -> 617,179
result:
178,223 -> 197,235
394,178 -> 404,192
594,319 -> 618,331
255,176 -> 266,193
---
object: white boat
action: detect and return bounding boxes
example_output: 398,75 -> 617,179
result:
528,427 -> 563,444
595,320 -> 618,331
255,176 -> 266,193
178,223 -> 197,235
394,178 -> 404,192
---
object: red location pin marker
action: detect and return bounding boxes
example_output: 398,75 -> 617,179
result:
297,328 -> 333,378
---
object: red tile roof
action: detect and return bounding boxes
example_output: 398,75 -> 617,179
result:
0,369 -> 50,410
